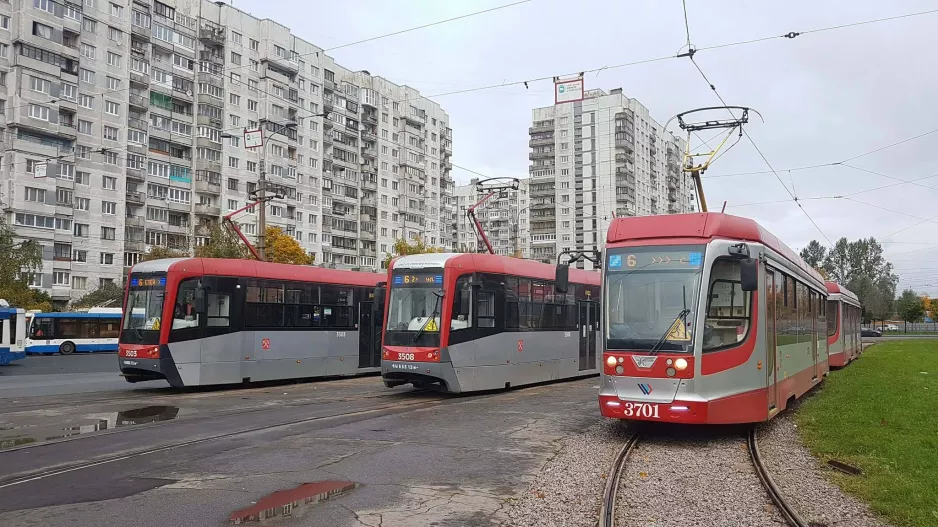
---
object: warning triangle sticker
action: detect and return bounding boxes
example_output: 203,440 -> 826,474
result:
666,318 -> 690,341
423,319 -> 439,332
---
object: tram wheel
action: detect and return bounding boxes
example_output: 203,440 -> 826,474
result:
59,341 -> 76,355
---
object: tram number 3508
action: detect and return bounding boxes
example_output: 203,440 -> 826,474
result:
622,402 -> 661,419
396,352 -> 415,361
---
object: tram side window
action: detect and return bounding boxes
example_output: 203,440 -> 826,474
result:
827,300 -> 837,336
172,279 -> 201,330
451,276 -> 472,331
477,288 -> 496,328
703,258 -> 752,352
207,291 -> 230,328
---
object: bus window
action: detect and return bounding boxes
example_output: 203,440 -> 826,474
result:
100,320 -> 120,339
31,318 -> 54,339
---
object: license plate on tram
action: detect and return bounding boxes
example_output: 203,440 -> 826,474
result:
622,402 -> 661,419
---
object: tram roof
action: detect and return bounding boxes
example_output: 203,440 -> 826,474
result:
391,253 -> 601,285
825,281 -> 861,305
130,258 -> 385,287
607,212 -> 825,286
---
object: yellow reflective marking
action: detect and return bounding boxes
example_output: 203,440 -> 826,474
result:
424,319 -> 438,332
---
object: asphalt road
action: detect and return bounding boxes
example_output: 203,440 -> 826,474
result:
0,374 -> 605,527
0,353 -> 165,399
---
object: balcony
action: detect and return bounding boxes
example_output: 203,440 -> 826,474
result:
361,147 -> 376,159
324,79 -> 336,91
126,168 -> 146,182
529,150 -> 554,160
195,203 -> 221,216
362,113 -> 378,125
199,26 -> 225,45
529,123 -> 553,134
361,129 -> 376,142
129,71 -> 150,85
615,138 -> 634,153
529,136 -> 554,147
124,240 -> 146,252
125,216 -> 145,228
403,113 -> 424,127
128,117 -> 148,131
126,190 -> 145,204
195,178 -> 221,195
195,158 -> 222,172
129,93 -> 150,109
131,24 -> 150,39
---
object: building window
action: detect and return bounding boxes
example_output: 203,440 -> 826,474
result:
102,201 -> 117,215
27,104 -> 49,121
102,176 -> 117,189
107,52 -> 121,68
105,100 -> 120,115
81,43 -> 96,59
103,126 -> 119,141
101,227 -> 116,240
53,272 -> 70,286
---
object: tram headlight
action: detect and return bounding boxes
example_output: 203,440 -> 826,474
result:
615,365 -> 624,375
674,358 -> 688,371
606,356 -> 617,367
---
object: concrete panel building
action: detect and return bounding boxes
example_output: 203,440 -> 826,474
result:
529,87 -> 695,268
453,178 -> 528,257
0,0 -> 453,305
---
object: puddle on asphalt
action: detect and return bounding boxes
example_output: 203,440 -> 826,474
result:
229,481 -> 358,523
0,405 -> 180,450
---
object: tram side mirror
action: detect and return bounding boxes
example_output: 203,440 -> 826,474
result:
555,264 -> 570,294
740,258 -> 758,292
374,286 -> 386,305
194,282 -> 207,313
728,243 -> 750,259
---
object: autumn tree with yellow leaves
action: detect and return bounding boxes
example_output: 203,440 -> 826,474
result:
264,226 -> 313,265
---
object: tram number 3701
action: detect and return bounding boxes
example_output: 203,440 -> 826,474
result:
623,402 -> 661,419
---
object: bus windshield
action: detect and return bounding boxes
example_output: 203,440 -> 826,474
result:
120,274 -> 167,345
605,245 -> 705,353
385,271 -> 444,347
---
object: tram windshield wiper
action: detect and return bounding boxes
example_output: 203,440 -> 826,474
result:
413,290 -> 444,343
648,308 -> 691,356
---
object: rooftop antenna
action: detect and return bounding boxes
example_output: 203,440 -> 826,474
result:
664,106 -> 763,212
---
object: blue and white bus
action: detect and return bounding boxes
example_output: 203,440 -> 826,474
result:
0,305 -> 27,365
26,308 -> 123,354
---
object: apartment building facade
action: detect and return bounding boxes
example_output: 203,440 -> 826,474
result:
452,178 -> 528,258
0,0 -> 453,305
529,87 -> 695,268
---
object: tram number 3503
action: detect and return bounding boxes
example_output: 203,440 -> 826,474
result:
623,402 -> 661,419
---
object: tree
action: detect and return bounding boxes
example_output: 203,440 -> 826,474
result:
265,226 -> 311,265
194,222 -> 249,259
383,237 -> 444,268
896,288 -> 925,324
799,240 -> 827,269
805,236 -> 899,322
141,246 -> 189,262
72,281 -> 124,309
0,216 -> 51,310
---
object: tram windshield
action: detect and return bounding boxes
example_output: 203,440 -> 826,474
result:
120,274 -> 167,345
385,270 -> 444,347
605,245 -> 705,352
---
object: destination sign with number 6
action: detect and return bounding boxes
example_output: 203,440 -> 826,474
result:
393,273 -> 444,286
607,248 -> 704,271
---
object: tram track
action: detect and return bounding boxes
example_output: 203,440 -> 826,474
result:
600,427 -> 808,527
0,396 -> 440,490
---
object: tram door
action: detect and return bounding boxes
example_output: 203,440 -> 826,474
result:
765,268 -> 778,411
358,301 -> 379,368
577,300 -> 597,371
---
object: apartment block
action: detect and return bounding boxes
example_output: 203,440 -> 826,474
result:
453,178 -> 528,258
0,0 -> 453,306
529,87 -> 695,268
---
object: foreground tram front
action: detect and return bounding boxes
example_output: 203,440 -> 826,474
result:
598,213 -> 828,424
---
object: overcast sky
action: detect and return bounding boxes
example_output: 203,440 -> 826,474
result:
235,0 -> 938,294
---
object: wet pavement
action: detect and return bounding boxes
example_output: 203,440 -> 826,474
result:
0,353 -> 166,398
0,374 -> 602,526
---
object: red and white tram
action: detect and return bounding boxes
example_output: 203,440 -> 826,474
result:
118,258 -> 385,387
595,212 -> 836,424
380,253 -> 601,393
825,281 -> 862,367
